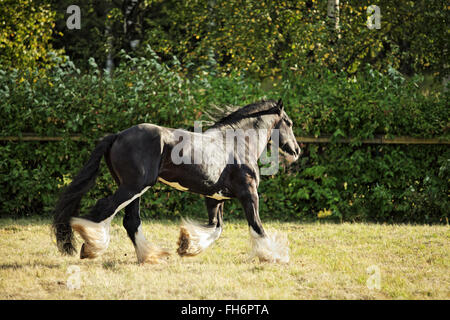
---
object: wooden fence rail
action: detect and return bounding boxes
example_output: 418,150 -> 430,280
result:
0,134 -> 449,145
296,136 -> 450,145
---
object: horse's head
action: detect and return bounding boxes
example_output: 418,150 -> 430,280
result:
274,99 -> 301,163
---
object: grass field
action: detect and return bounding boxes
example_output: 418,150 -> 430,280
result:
0,217 -> 448,300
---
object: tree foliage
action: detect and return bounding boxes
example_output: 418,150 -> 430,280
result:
17,0 -> 446,78
0,54 -> 448,222
0,1 -> 448,222
0,0 -> 61,73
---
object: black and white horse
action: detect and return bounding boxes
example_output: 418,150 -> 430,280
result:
52,99 -> 300,264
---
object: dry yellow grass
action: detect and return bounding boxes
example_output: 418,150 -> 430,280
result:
0,217 -> 448,300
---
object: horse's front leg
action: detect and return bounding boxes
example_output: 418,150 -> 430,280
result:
177,198 -> 224,257
237,182 -> 289,264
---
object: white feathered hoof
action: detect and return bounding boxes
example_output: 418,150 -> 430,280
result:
177,226 -> 201,257
177,218 -> 222,257
134,226 -> 170,264
136,244 -> 170,264
71,217 -> 111,259
249,228 -> 290,264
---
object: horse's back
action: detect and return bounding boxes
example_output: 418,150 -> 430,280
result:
118,123 -> 164,138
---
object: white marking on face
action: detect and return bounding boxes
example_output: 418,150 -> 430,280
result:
158,177 -> 189,192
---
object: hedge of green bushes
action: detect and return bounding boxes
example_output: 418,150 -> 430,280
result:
1,50 -> 448,223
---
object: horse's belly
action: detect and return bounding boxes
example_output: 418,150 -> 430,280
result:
157,173 -> 231,200
206,193 -> 231,200
157,177 -> 189,192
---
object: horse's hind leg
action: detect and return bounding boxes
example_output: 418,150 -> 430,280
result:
71,184 -> 148,259
207,200 -> 224,227
123,197 -> 169,264
177,198 -> 224,257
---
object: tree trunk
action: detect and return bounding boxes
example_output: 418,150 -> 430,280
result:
327,0 -> 341,70
327,0 -> 340,33
122,0 -> 142,51
105,23 -> 114,74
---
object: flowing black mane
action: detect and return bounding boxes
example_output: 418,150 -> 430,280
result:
209,100 -> 279,129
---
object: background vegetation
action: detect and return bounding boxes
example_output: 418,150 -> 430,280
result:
0,0 -> 448,223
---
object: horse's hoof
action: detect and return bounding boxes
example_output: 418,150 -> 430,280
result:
177,226 -> 193,257
249,229 -> 290,264
177,227 -> 202,257
80,243 -> 88,259
79,243 -> 98,259
136,246 -> 171,264
138,251 -> 170,265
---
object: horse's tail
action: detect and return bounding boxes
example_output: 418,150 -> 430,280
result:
52,134 -> 118,255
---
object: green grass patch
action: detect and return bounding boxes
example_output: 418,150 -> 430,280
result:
0,218 -> 448,299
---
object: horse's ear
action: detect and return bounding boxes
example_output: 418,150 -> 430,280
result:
276,99 -> 284,114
